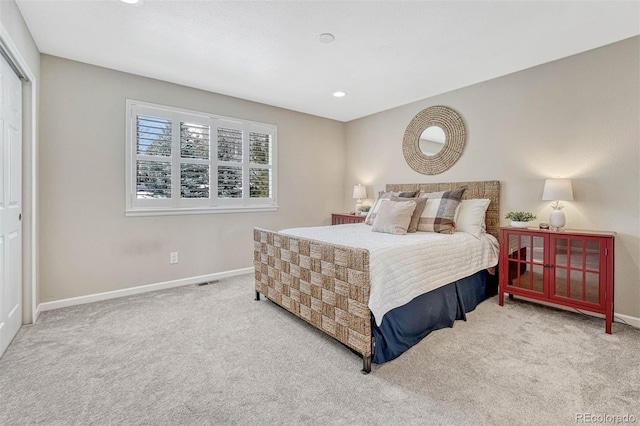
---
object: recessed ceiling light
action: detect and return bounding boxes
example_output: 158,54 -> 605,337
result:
333,91 -> 346,98
120,0 -> 141,4
319,33 -> 335,44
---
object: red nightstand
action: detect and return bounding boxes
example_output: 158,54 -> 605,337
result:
331,213 -> 366,225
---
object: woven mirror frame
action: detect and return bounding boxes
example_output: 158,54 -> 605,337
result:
402,105 -> 466,175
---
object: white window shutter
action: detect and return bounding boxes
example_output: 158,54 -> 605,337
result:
126,100 -> 277,215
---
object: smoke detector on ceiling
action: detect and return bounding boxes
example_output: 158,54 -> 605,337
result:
319,33 -> 335,44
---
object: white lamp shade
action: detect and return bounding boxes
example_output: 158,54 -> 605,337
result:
542,179 -> 574,201
352,185 -> 367,199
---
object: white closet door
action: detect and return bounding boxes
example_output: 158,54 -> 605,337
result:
0,52 -> 22,357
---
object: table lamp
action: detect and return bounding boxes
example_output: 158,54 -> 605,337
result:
352,184 -> 367,214
542,178 -> 574,231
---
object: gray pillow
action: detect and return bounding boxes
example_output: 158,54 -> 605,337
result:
391,195 -> 427,233
365,190 -> 419,225
371,200 -> 416,235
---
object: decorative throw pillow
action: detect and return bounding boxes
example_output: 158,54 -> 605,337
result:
371,200 -> 416,235
455,199 -> 491,238
417,187 -> 467,233
377,190 -> 419,198
364,190 -> 418,225
390,195 -> 427,233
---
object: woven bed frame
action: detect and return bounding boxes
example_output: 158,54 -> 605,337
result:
254,180 -> 500,373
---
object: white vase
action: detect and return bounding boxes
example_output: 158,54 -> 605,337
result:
510,221 -> 529,228
549,209 -> 566,230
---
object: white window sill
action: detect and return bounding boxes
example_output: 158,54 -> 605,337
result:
125,205 -> 278,217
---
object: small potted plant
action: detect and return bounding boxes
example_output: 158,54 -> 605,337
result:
505,211 -> 536,228
359,205 -> 371,216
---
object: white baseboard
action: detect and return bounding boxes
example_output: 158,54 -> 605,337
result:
614,313 -> 640,329
36,267 -> 253,314
508,295 -> 640,329
33,304 -> 42,323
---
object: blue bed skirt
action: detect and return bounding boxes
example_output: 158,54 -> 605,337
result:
372,269 -> 497,364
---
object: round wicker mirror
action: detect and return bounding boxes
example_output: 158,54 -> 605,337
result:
402,105 -> 466,175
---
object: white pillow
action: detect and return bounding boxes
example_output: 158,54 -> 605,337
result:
455,199 -> 491,238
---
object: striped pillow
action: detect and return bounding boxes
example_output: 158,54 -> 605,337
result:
417,187 -> 467,233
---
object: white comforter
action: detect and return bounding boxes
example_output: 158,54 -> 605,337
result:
280,224 -> 499,326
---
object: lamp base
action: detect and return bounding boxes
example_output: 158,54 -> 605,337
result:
549,210 -> 566,231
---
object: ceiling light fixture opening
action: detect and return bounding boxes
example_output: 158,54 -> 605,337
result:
333,91 -> 346,98
319,33 -> 335,44
120,0 -> 141,4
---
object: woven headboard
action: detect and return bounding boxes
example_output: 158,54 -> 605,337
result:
385,180 -> 501,238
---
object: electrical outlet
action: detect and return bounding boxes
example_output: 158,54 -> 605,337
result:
170,252 -> 178,264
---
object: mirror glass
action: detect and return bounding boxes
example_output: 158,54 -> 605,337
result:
419,126 -> 446,155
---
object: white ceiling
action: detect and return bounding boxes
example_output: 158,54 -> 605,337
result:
15,0 -> 640,122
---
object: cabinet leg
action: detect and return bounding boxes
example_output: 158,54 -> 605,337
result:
508,294 -> 514,300
499,290 -> 504,306
255,290 -> 261,301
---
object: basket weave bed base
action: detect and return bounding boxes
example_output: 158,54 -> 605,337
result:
253,228 -> 373,373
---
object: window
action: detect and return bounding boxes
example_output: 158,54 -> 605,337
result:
126,100 -> 277,216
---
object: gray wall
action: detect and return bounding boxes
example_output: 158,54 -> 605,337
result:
345,36 -> 640,318
39,55 -> 346,302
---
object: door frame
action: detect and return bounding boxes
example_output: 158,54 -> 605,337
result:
0,24 -> 38,324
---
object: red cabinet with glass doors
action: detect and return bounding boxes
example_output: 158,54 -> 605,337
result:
498,227 -> 615,333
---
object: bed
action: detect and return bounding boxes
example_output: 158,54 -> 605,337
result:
254,180 -> 500,373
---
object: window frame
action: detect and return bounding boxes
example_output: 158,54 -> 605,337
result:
125,99 -> 278,216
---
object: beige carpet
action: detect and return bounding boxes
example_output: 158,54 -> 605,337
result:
1,273 -> 638,425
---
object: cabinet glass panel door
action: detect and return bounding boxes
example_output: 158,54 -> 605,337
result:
551,237 -> 603,307
506,233 -> 545,294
